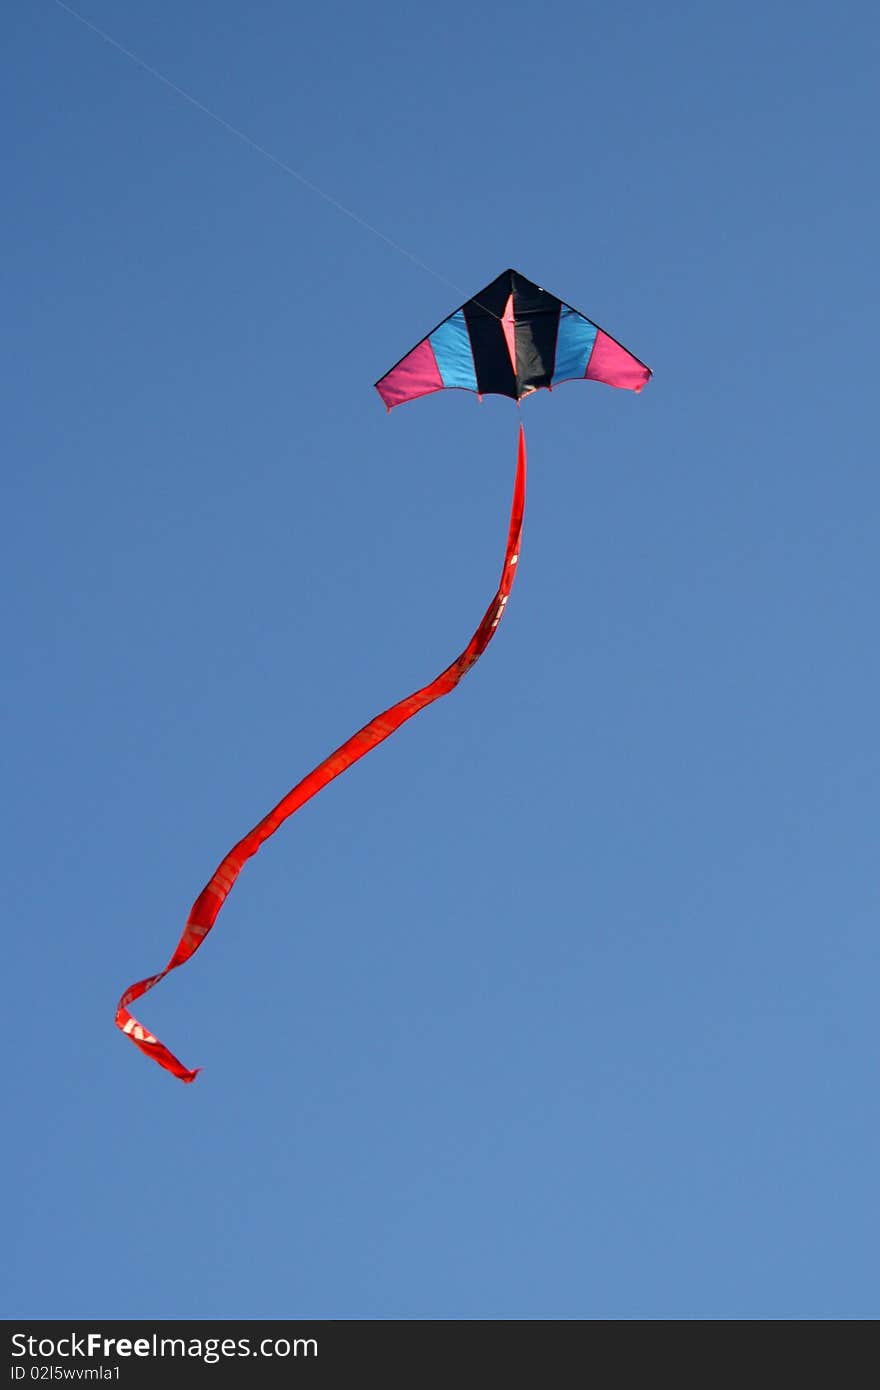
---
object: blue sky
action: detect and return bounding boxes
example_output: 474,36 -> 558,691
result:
5,0 -> 879,1319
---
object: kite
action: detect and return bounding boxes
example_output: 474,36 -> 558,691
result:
116,268 -> 651,1081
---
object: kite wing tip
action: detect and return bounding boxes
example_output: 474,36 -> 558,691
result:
181,1067 -> 202,1084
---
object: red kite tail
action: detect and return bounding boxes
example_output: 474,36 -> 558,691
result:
116,425 -> 527,1081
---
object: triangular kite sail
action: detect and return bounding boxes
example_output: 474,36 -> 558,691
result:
375,268 -> 651,409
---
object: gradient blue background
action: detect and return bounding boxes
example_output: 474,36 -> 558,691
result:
5,0 -> 878,1319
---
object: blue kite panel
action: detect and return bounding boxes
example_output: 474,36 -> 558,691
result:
430,312 -> 478,391
552,307 -> 598,384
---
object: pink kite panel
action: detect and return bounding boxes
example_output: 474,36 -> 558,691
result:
376,338 -> 443,409
586,330 -> 651,392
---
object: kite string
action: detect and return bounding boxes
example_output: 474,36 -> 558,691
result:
52,0 -> 491,310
